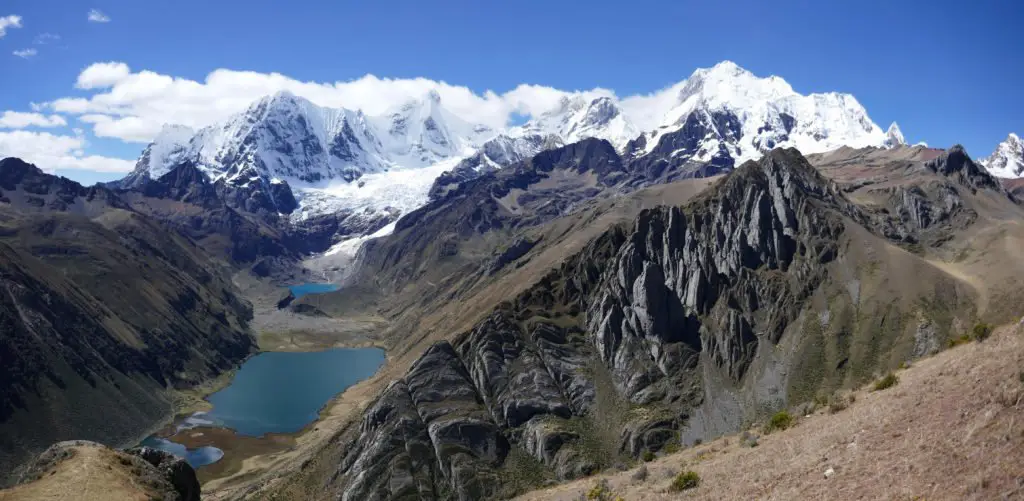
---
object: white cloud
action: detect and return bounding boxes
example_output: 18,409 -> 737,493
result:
0,15 -> 22,38
0,130 -> 134,172
88,9 -> 111,23
34,32 -> 60,44
76,61 -> 131,89
13,48 -> 37,59
0,111 -> 67,128
50,62 -> 625,144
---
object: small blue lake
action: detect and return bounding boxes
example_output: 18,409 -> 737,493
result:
140,437 -> 224,468
141,347 -> 385,467
289,282 -> 339,298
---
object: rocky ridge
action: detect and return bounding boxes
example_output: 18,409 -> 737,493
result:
290,146 -> 989,500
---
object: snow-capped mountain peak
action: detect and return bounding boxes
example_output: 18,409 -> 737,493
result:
636,61 -> 886,164
513,94 -> 640,149
980,133 -> 1024,178
884,122 -> 906,148
373,90 -> 491,164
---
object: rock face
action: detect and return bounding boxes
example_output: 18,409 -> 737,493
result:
311,147 -> 981,500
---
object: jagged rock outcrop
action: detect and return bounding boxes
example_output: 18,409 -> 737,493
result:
486,237 -> 539,275
314,147 -> 980,500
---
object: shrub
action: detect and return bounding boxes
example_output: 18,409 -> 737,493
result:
641,450 -> 655,462
662,442 -> 681,454
948,334 -> 972,348
972,322 -> 993,341
764,411 -> 793,433
828,395 -> 850,414
740,430 -> 759,447
585,479 -> 623,501
872,373 -> 899,391
631,464 -> 649,482
670,470 -> 701,492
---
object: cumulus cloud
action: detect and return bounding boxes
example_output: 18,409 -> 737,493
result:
0,15 -> 22,38
76,61 -> 131,89
0,111 -> 67,128
13,48 -> 37,59
0,130 -> 134,172
87,9 -> 110,23
50,62 -> 632,144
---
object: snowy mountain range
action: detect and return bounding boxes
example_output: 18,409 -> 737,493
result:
980,133 -> 1024,178
120,61 -> 907,226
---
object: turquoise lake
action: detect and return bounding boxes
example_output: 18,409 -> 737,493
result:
141,347 -> 385,467
288,282 -> 339,298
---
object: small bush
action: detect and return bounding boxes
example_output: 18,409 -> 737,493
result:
972,322 -> 993,341
764,411 -> 793,433
641,450 -> 655,462
873,373 -> 899,391
828,395 -> 850,414
670,470 -> 701,492
631,464 -> 649,482
662,442 -> 681,455
948,334 -> 972,348
740,431 -> 759,448
585,479 -> 623,501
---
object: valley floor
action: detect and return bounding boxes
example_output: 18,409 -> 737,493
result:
515,322 -> 1024,501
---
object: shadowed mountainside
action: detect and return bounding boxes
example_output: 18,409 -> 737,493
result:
0,158 -> 257,485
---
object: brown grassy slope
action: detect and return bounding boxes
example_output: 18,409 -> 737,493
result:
515,323 -> 1024,501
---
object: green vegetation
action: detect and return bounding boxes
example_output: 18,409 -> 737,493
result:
764,411 -> 794,433
948,334 -> 972,348
495,447 -> 553,498
872,373 -> 899,391
641,450 -> 655,462
586,479 -> 623,501
669,471 -> 701,492
971,322 -> 993,341
662,442 -> 681,455
948,322 -> 995,348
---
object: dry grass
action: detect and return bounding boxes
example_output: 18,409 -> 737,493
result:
0,445 -> 164,501
515,323 -> 1024,501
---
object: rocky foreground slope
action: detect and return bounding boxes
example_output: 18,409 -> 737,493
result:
515,323 -> 1024,501
0,441 -> 201,501
250,144 -> 1020,501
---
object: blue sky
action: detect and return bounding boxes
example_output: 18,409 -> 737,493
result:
0,0 -> 1021,184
